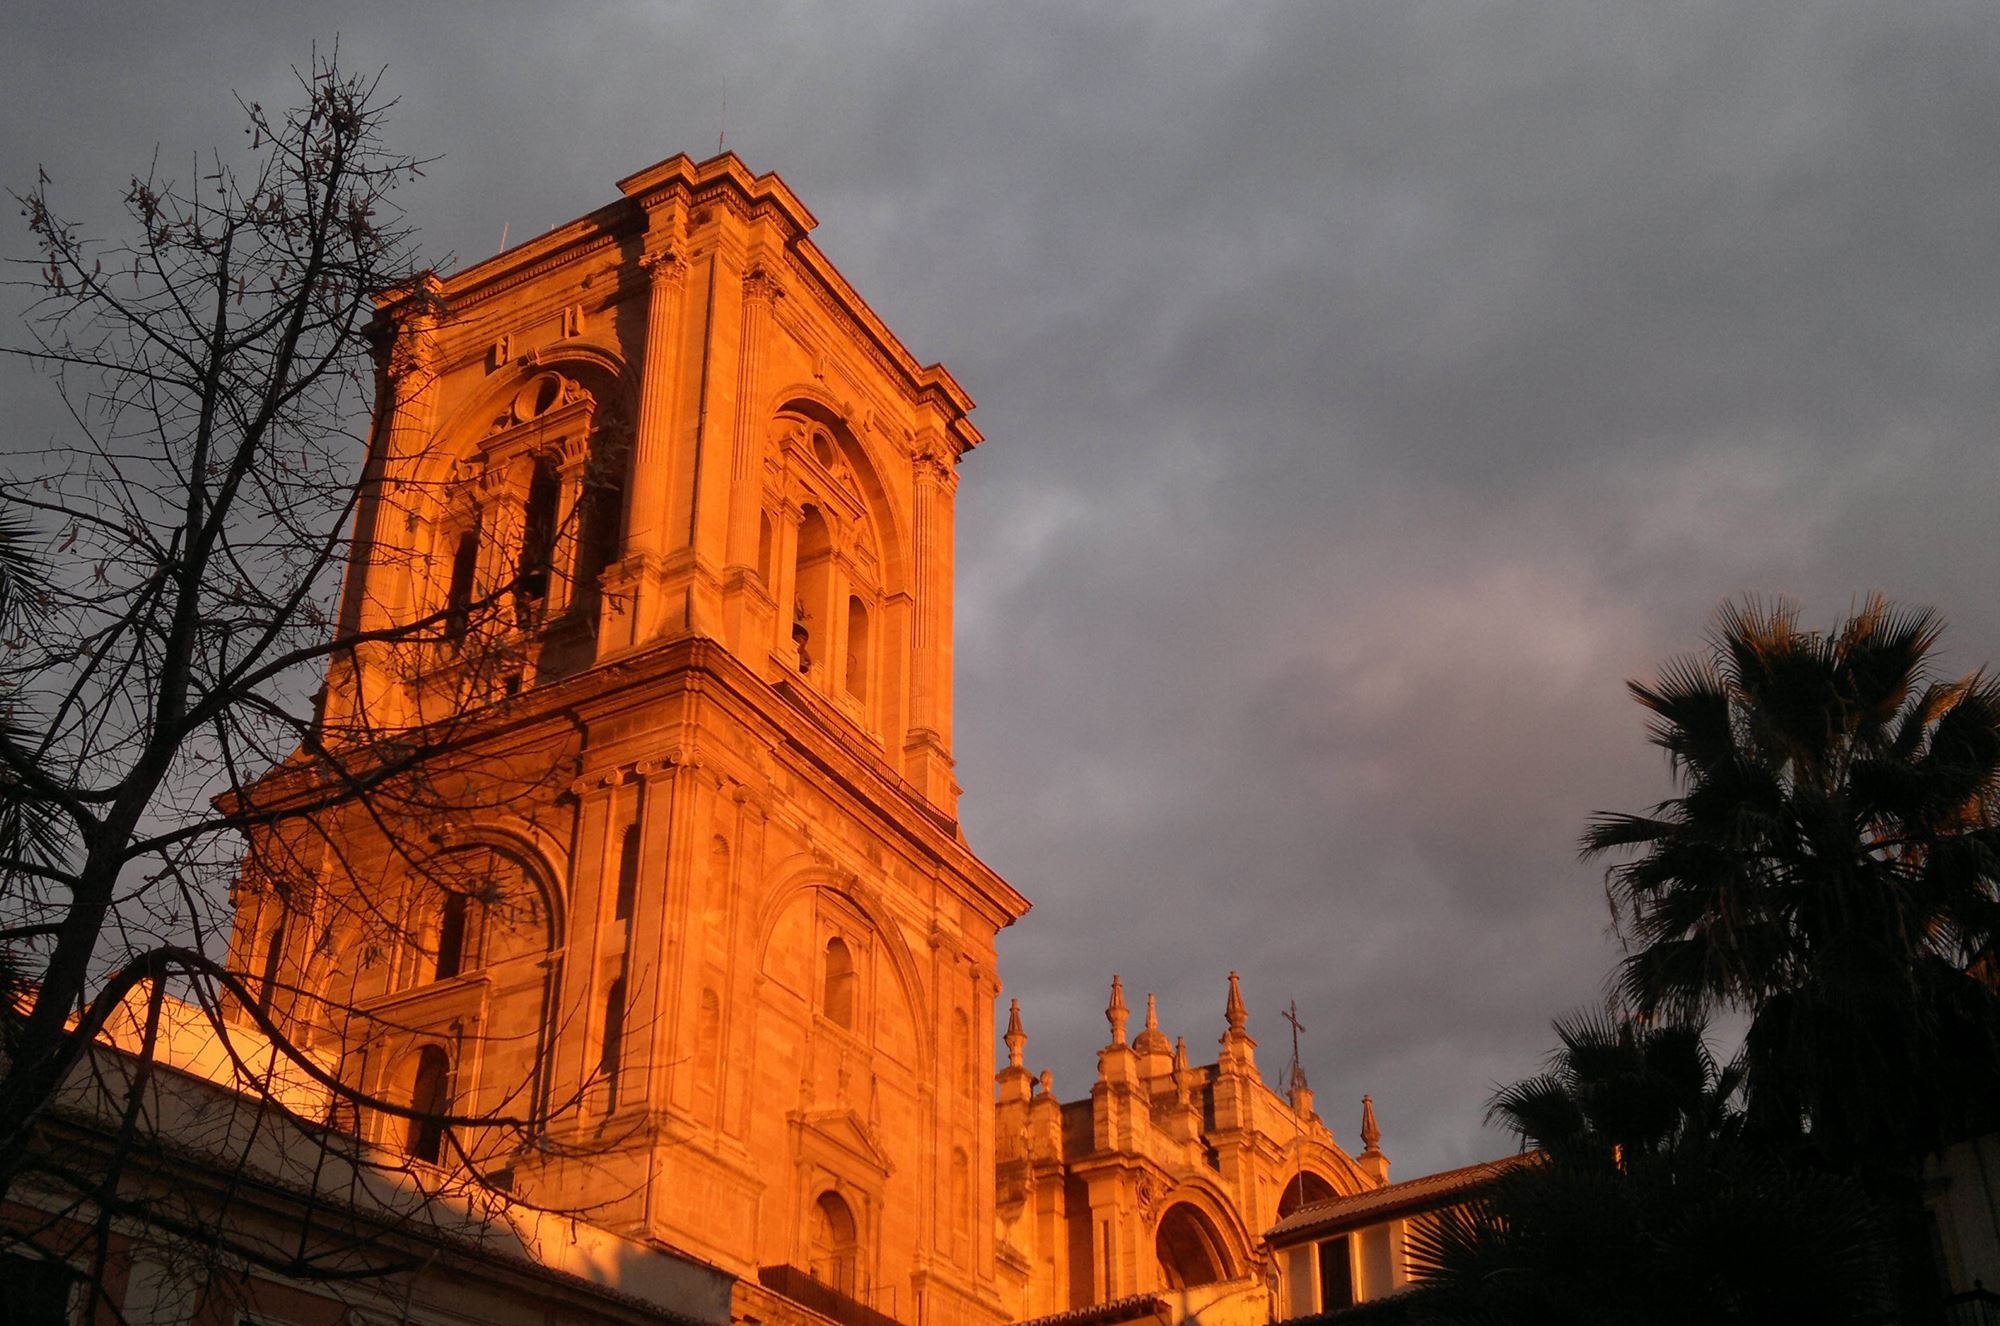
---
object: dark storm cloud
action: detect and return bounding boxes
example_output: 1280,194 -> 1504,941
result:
9,1 -> 2000,1177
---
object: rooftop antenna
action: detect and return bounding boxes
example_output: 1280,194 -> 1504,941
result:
718,84 -> 727,157
497,222 -> 509,254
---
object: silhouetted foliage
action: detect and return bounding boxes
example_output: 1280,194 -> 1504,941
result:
1336,1014 -> 1893,1326
1583,595 -> 2000,1165
0,54 -> 590,1322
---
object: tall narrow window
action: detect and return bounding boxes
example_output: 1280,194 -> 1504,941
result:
1317,1235 -> 1355,1311
823,937 -> 857,1030
445,524 -> 479,643
406,1045 -> 451,1164
516,454 -> 560,625
573,433 -> 628,613
257,913 -> 286,1012
952,1009 -> 973,1100
434,891 -> 470,982
793,506 -> 832,677
758,510 -> 775,583
614,821 -> 640,923
844,596 -> 870,701
600,976 -> 626,1110
695,987 -> 722,1121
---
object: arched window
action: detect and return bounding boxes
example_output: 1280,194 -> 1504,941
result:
808,1191 -> 860,1296
445,524 -> 480,644
515,453 -> 560,626
1156,1203 -> 1231,1290
404,847 -> 550,990
571,432 -> 629,617
793,506 -> 833,678
257,913 -> 286,1013
845,596 -> 870,702
614,820 -> 641,923
758,510 -> 775,584
434,890 -> 472,981
406,1045 -> 451,1164
823,937 -> 857,1030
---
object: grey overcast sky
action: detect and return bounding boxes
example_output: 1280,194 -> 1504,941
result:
7,3 -> 2000,1180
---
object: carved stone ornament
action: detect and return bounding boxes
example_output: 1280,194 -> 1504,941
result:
640,244 -> 688,286
910,437 -> 954,486
743,261 -> 785,304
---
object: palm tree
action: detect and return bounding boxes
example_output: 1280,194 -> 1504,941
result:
1583,595 -> 2000,1164
1485,1010 -> 1743,1168
1377,1014 -> 1892,1326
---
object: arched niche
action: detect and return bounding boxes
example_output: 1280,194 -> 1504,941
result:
1156,1201 -> 1236,1290
764,399 -> 907,727
405,359 -> 634,674
1277,1170 -> 1339,1219
1152,1178 -> 1255,1291
808,1189 -> 860,1296
764,392 -> 908,591
753,868 -> 933,1067
396,839 -> 557,991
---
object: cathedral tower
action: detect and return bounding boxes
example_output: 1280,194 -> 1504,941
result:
233,154 -> 1027,1326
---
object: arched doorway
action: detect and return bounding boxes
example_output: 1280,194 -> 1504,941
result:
808,1190 -> 860,1297
1156,1202 -> 1233,1290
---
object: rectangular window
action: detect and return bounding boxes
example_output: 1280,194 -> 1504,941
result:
1317,1236 -> 1355,1311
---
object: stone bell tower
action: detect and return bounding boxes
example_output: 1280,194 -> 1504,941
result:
242,153 -> 1028,1326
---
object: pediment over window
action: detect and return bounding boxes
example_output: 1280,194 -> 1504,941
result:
790,1107 -> 894,1179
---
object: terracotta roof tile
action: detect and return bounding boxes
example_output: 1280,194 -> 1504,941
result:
1010,1293 -> 1170,1326
1265,1155 -> 1532,1245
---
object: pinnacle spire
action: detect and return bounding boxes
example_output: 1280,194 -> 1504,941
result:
1225,970 -> 1247,1033
1106,975 -> 1129,1046
1357,1094 -> 1389,1183
1134,990 -> 1170,1055
1004,997 -> 1027,1070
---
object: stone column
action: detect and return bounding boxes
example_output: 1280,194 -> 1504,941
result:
330,281 -> 440,733
603,242 -> 687,649
904,436 -> 959,807
722,265 -> 783,655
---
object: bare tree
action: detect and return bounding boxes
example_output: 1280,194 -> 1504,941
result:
0,56 -> 611,1318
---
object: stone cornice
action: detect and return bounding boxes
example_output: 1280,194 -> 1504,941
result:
405,152 -> 980,457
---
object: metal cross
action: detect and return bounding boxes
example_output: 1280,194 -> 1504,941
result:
1283,999 -> 1306,1070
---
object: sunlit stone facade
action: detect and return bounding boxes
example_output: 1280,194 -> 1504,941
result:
232,152 -> 1026,1326
228,153 -> 1387,1326
992,978 -> 1387,1326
